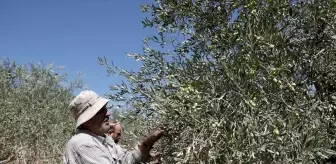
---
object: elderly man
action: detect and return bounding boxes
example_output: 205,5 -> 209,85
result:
107,121 -> 162,164
106,120 -> 133,161
107,120 -> 122,144
63,90 -> 164,164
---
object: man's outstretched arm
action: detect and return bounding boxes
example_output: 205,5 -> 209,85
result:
118,129 -> 164,164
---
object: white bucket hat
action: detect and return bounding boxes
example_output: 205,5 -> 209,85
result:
69,90 -> 109,128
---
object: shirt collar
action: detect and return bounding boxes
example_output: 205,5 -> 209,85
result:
77,129 -> 107,144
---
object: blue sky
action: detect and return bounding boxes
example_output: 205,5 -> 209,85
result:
0,0 -> 156,97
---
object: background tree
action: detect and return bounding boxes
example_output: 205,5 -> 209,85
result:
0,58 -> 83,163
101,0 -> 336,163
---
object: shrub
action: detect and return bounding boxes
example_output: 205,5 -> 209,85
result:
0,58 -> 82,163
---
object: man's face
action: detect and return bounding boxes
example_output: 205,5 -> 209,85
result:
110,124 -> 122,143
85,105 -> 110,136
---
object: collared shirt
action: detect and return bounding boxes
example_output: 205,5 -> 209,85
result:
63,129 -> 149,164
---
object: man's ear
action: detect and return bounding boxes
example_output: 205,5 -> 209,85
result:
82,121 -> 91,127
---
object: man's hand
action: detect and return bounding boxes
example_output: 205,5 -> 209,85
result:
145,129 -> 164,147
139,129 -> 164,154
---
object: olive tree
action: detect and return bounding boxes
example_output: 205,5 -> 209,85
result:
101,0 -> 336,163
0,58 -> 82,163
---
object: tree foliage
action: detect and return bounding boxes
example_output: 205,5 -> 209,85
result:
101,0 -> 336,163
0,58 -> 82,163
